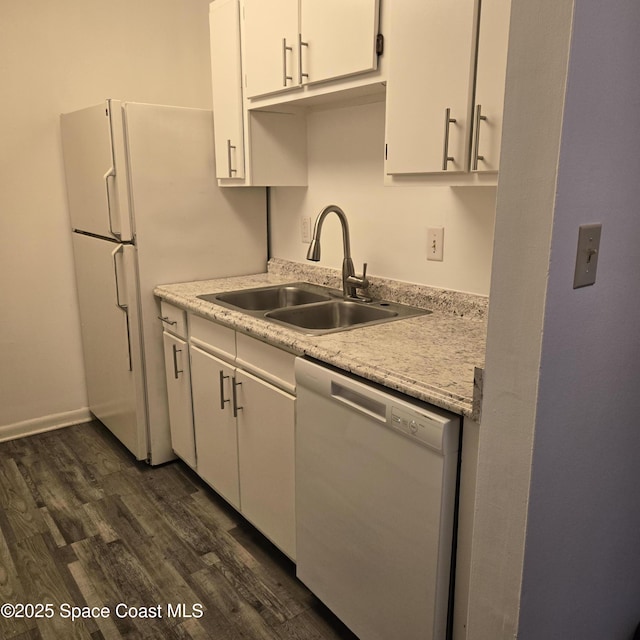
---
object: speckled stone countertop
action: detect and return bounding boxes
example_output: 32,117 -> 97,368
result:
154,259 -> 488,419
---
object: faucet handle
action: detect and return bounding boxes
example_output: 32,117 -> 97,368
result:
347,262 -> 369,290
359,263 -> 369,288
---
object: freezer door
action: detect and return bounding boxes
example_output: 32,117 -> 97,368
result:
71,233 -> 147,459
61,100 -> 132,240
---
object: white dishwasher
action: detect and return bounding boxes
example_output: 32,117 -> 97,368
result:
295,358 -> 461,640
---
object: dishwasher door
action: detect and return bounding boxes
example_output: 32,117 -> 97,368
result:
295,357 -> 460,640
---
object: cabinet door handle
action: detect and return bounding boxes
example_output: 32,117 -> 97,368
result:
226,139 -> 237,178
298,33 -> 309,84
442,108 -> 457,171
232,376 -> 243,418
219,370 -> 230,409
172,344 -> 183,379
282,38 -> 293,86
472,104 -> 488,171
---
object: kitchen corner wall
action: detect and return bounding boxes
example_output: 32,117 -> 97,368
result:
269,99 -> 497,296
0,0 -> 212,436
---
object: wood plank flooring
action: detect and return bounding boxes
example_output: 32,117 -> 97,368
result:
0,421 -> 357,640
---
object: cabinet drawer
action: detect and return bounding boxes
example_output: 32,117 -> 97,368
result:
189,313 -> 236,361
236,332 -> 296,393
159,301 -> 187,338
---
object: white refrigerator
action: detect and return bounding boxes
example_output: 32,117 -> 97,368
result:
61,99 -> 267,464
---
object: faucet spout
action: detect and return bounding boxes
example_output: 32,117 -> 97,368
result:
306,204 -> 367,299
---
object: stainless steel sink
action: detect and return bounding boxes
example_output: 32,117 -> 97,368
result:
198,281 -> 430,335
266,300 -> 397,333
198,282 -> 332,311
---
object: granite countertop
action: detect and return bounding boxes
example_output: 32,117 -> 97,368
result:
154,259 -> 488,420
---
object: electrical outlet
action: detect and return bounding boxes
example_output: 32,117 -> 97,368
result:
427,227 -> 444,261
301,217 -> 311,243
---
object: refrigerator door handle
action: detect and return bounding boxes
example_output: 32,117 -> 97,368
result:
104,168 -> 121,240
111,244 -> 133,371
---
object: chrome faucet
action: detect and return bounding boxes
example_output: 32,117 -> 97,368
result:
306,204 -> 369,299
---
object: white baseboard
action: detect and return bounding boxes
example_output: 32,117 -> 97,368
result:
0,408 -> 94,443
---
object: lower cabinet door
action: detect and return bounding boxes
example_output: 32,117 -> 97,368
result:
190,345 -> 240,509
163,332 -> 196,468
236,369 -> 296,560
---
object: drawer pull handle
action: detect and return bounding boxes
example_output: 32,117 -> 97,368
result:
219,370 -> 230,409
158,315 -> 177,326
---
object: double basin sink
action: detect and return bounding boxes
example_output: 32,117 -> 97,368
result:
197,282 -> 429,335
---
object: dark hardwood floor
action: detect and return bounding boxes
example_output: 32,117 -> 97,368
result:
0,421 -> 357,639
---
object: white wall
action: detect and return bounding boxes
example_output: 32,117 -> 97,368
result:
269,100 -> 497,296
519,1 -> 640,636
468,1 -> 640,638
0,0 -> 212,436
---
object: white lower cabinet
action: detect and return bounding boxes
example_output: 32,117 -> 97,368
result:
235,369 -> 296,560
165,312 -> 297,560
162,332 -> 196,469
190,346 -> 241,509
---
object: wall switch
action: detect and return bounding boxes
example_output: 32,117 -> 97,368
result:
301,216 -> 312,243
427,227 -> 444,261
573,223 -> 602,288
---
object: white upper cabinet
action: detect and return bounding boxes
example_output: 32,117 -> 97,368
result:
471,0 -> 512,173
243,0 -> 380,100
299,0 -> 380,87
209,0 -> 308,187
385,0 -> 511,179
243,0 -> 300,99
385,0 -> 477,175
210,0 -> 245,179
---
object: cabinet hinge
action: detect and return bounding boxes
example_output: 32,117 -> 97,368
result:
385,143 -> 388,160
376,33 -> 384,56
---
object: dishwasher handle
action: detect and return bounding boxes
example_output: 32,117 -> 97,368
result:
330,381 -> 386,422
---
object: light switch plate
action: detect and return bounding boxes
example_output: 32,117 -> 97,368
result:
573,223 -> 602,288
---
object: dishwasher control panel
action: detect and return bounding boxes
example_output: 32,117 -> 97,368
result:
390,406 -> 447,451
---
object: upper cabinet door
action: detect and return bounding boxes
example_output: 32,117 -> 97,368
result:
299,0 -> 380,87
385,0 -> 478,175
210,0 -> 245,179
471,0 -> 512,173
243,0 -> 300,99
